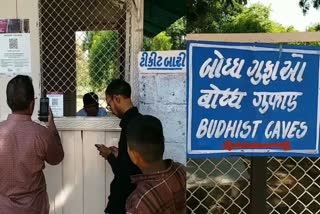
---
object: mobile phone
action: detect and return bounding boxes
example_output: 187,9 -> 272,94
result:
39,97 -> 49,122
95,144 -> 104,149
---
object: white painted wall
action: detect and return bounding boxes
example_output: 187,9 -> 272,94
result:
0,0 -> 41,121
139,73 -> 187,164
129,0 -> 144,106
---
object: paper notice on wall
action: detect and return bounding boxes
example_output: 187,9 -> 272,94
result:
0,19 -> 31,76
47,92 -> 64,117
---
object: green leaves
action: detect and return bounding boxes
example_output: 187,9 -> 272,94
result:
299,0 -> 320,14
85,31 -> 120,91
143,18 -> 186,51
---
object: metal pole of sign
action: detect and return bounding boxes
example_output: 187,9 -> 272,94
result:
250,157 -> 267,214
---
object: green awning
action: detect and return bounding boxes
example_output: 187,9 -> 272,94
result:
144,0 -> 186,37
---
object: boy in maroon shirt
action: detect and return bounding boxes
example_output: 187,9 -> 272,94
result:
125,115 -> 186,214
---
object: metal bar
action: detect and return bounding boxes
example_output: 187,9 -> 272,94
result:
250,157 -> 267,214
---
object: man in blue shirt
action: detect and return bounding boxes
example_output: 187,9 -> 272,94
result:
77,92 -> 107,116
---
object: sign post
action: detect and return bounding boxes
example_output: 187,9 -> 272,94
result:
187,41 -> 320,158
187,32 -> 320,214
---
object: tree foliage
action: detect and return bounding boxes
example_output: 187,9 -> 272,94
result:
223,4 -> 295,33
166,17 -> 187,50
84,31 -> 120,91
187,0 -> 245,33
76,40 -> 90,92
299,0 -> 320,14
307,23 -> 320,31
144,1 -> 299,51
143,18 -> 186,51
301,23 -> 320,46
144,32 -> 173,51
144,0 -> 247,50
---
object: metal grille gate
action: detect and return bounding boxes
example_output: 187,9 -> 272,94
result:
187,157 -> 320,214
39,0 -> 132,115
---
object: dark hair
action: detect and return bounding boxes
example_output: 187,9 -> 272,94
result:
6,75 -> 35,111
127,115 -> 165,163
83,92 -> 98,106
105,79 -> 131,98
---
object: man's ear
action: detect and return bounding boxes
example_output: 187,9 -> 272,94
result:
29,99 -> 35,115
128,147 -> 143,166
114,95 -> 122,104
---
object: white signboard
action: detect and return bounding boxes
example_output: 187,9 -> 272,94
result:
47,92 -> 64,117
138,50 -> 186,73
0,19 -> 31,76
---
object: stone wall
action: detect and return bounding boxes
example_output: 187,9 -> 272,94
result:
139,73 -> 186,164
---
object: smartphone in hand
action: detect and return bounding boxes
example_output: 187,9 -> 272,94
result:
95,144 -> 104,149
39,97 -> 49,122
95,144 -> 113,159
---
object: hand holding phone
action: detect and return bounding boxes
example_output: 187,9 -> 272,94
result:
109,146 -> 119,158
95,144 -> 103,149
39,97 -> 49,122
95,144 -> 112,159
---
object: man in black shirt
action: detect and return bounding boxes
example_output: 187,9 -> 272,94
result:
96,79 -> 142,214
